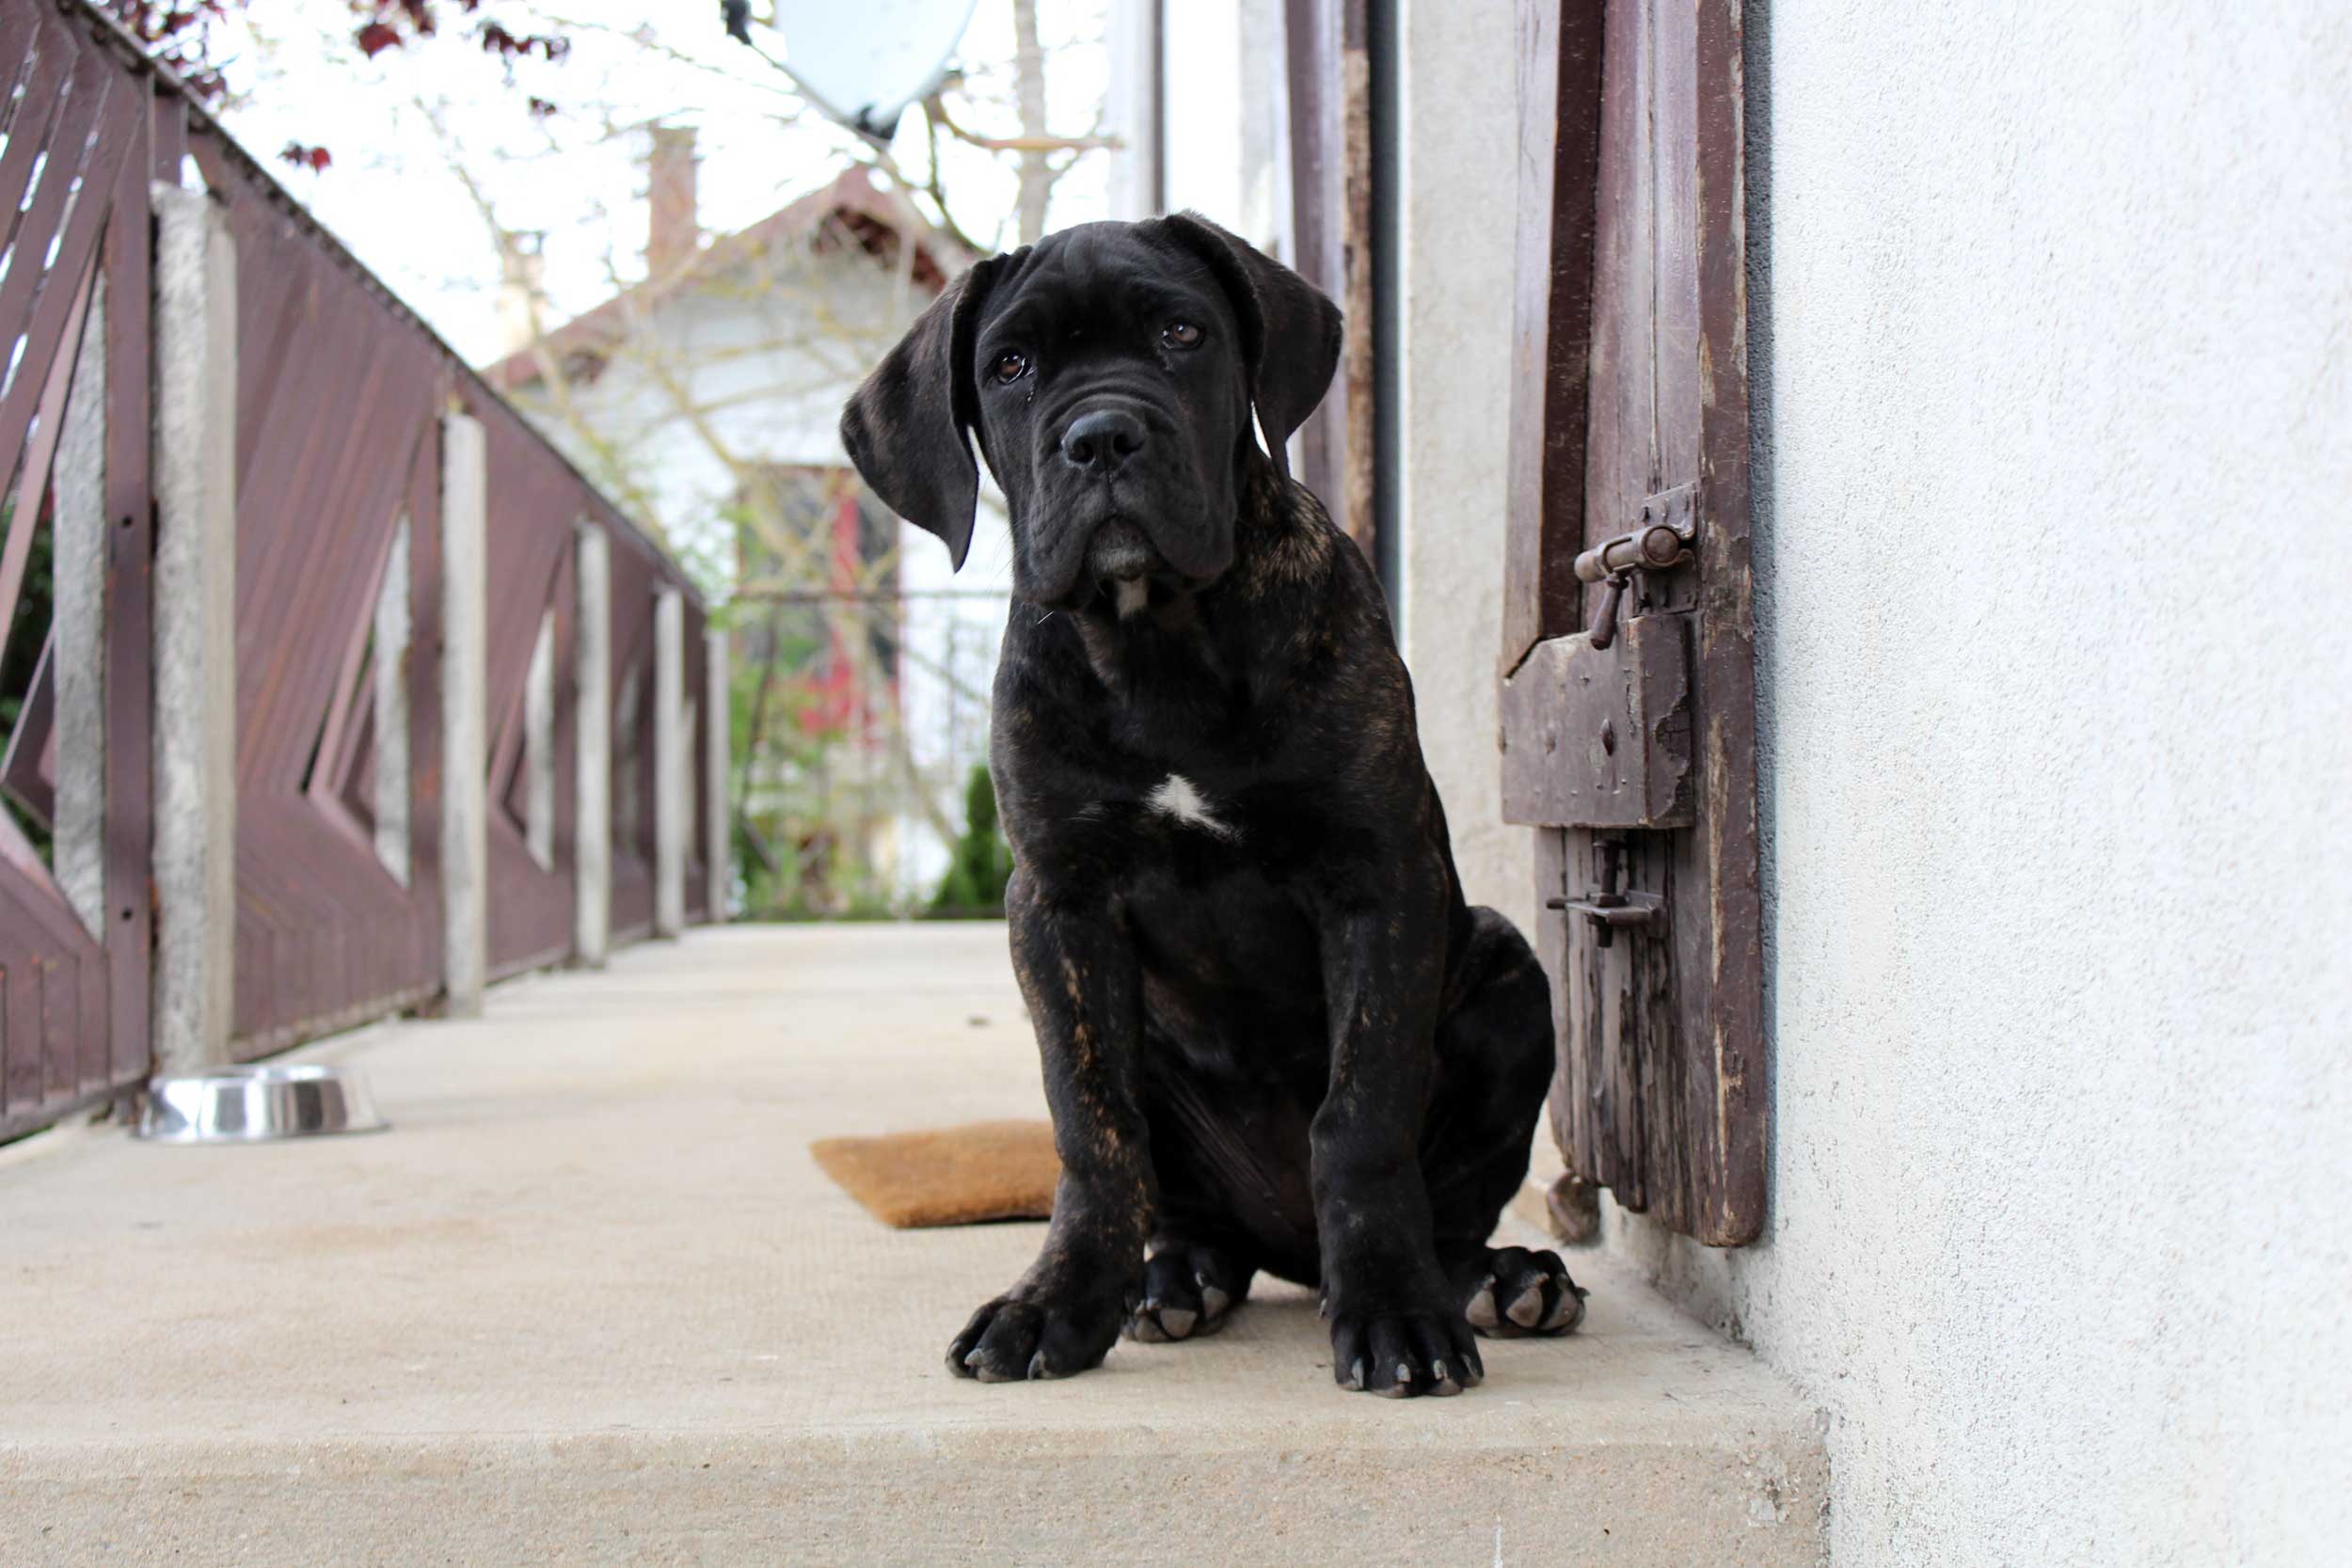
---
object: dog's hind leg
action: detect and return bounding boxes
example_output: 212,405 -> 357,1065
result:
1126,1236 -> 1256,1341
1421,906 -> 1587,1338
1123,1101 -> 1267,1343
1460,1243 -> 1587,1337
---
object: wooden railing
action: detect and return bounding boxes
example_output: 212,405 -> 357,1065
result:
0,0 -> 722,1141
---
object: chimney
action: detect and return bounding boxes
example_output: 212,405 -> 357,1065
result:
646,125 -> 699,275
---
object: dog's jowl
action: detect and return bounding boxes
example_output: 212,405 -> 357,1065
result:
841,215 -> 1584,1398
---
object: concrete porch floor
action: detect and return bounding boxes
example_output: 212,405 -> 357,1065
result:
0,925 -> 1823,1566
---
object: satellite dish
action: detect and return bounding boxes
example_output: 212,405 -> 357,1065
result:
767,0 -> 983,143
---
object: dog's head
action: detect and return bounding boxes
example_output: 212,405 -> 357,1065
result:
840,215 -> 1342,610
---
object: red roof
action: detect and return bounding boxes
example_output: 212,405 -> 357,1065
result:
482,166 -> 967,392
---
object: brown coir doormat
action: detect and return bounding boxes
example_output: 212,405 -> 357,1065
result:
811,1119 -> 1059,1228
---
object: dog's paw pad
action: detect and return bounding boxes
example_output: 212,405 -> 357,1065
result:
1468,1245 -> 1587,1339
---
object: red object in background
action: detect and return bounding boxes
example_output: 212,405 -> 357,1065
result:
792,484 -> 898,741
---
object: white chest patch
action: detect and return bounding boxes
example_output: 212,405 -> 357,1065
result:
1146,773 -> 1238,840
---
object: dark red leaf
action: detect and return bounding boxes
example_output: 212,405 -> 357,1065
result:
355,20 -> 401,56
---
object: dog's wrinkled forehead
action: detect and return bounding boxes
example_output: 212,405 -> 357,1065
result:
973,224 -> 1239,365
837,212 -> 1340,587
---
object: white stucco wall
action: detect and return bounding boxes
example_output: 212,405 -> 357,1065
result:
1609,3 -> 2352,1563
1393,0 -> 1536,941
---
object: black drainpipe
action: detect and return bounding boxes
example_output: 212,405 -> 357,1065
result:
1365,0 -> 1402,613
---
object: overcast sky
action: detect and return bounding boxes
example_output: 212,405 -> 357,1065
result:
209,1 -> 1114,364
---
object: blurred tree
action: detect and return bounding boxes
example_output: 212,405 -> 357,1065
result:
100,1 -> 566,167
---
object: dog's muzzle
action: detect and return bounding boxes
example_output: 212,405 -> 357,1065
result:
1086,520 -> 1159,615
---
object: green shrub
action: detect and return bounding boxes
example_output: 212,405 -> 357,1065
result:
930,764 -> 1012,916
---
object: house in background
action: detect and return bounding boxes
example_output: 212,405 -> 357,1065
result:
483,137 -> 1010,914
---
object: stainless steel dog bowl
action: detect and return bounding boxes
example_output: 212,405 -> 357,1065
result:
135,1064 -> 389,1144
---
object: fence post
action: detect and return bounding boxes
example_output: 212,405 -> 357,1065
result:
653,585 -> 686,938
440,412 -> 488,1015
574,524 -> 612,965
704,625 -> 729,924
151,186 -> 238,1072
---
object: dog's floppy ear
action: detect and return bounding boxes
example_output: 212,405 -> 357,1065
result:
839,255 -> 1009,569
1158,213 -> 1343,472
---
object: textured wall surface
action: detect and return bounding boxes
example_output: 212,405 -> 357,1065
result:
1607,3 -> 2352,1563
1394,0 -> 1538,942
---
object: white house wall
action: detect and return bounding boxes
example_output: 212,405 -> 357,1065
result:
532,251 -> 930,548
1391,0 -> 1537,942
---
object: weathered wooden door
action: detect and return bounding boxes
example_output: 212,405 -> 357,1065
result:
1500,0 -> 1762,1245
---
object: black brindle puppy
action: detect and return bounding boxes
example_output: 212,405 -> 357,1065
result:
841,214 -> 1583,1398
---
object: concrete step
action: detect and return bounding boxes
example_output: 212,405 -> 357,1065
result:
0,926 -> 1823,1566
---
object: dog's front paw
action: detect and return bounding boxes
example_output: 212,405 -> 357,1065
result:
1327,1301 -> 1485,1398
947,1288 -> 1125,1383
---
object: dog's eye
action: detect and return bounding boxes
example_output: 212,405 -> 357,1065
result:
989,350 -> 1029,386
1162,321 -> 1202,349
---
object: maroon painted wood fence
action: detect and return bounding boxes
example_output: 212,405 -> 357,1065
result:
0,0 -> 156,1139
0,0 -> 714,1139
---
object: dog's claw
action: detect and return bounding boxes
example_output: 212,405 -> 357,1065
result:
1329,1305 -> 1483,1399
948,1291 -> 1122,1383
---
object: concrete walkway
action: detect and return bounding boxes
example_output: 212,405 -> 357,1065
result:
0,926 -> 1823,1566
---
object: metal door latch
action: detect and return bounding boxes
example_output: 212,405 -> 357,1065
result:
1576,483 -> 1696,650
1546,837 -> 1662,947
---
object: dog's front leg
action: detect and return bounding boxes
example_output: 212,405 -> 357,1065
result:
1311,886 -> 1486,1398
947,872 -> 1152,1383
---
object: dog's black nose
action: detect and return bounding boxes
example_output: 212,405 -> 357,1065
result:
1060,408 -> 1147,473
